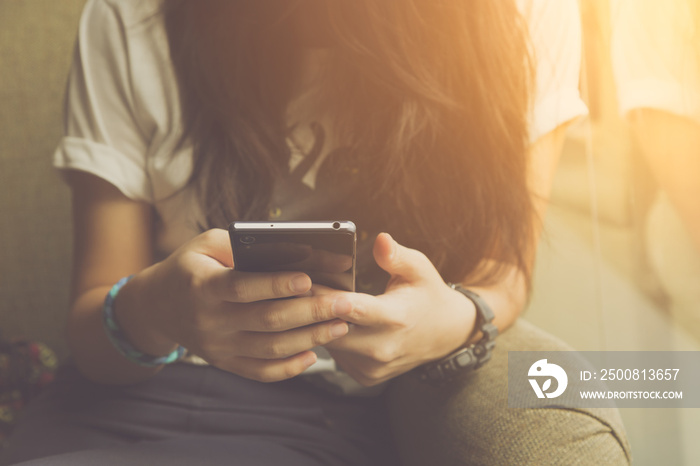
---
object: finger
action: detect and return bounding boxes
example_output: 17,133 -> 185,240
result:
223,351 -> 318,383
373,233 -> 438,283
309,284 -> 337,296
229,294 -> 348,332
325,292 -> 402,327
206,269 -> 312,303
328,348 -> 415,387
325,330 -> 418,378
234,320 -> 349,359
324,325 -> 388,356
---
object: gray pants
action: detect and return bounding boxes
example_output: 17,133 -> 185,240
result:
0,364 -> 397,465
1,320 -> 630,465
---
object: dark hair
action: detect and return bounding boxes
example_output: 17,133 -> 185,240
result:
164,0 -> 535,286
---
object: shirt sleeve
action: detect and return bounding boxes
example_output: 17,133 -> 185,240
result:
611,0 -> 700,122
53,0 -> 154,202
520,0 -> 588,143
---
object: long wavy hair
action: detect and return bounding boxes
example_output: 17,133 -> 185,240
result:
163,0 -> 535,286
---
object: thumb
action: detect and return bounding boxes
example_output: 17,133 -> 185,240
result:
373,233 -> 435,284
191,228 -> 234,268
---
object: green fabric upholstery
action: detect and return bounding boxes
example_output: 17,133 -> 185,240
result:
387,319 -> 632,465
0,0 -> 86,360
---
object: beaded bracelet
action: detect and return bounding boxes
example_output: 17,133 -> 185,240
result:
102,275 -> 186,367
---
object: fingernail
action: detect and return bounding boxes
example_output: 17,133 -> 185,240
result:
330,321 -> 349,338
290,275 -> 310,293
383,233 -> 396,258
332,297 -> 352,317
303,352 -> 317,367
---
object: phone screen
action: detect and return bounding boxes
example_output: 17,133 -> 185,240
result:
230,222 -> 356,292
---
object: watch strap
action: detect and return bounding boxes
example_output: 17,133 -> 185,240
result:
418,284 -> 497,384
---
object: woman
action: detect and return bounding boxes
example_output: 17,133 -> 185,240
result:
1,0 -> 595,464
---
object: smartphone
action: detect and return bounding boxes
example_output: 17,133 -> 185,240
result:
229,221 -> 357,292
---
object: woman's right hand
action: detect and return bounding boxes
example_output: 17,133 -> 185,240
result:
118,228 -> 350,382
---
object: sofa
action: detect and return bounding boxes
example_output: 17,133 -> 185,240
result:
0,1 -> 631,464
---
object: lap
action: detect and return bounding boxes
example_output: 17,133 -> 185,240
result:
2,320 -> 632,465
5,437 -> 346,466
0,363 -> 397,466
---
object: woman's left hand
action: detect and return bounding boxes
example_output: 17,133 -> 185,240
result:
322,233 -> 477,387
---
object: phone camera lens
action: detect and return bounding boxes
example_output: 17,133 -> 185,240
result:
332,222 -> 340,230
240,235 -> 256,244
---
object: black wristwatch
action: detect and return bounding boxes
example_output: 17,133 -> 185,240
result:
418,284 -> 498,384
